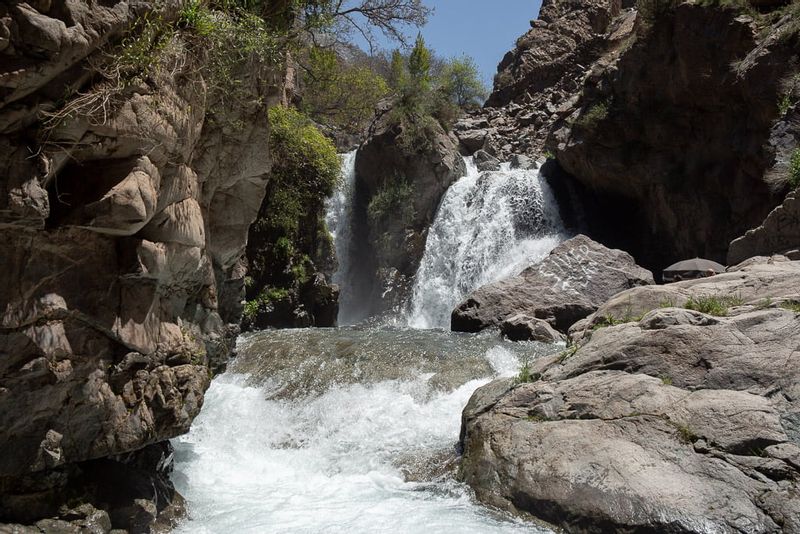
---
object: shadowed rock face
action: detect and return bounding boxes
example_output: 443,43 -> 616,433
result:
457,0 -> 800,272
451,234 -> 654,334
460,258 -> 800,533
348,109 -> 466,319
1,0 -> 282,529
729,191 -> 800,265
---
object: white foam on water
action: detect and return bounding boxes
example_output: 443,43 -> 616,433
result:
406,159 -> 566,329
172,354 -> 549,534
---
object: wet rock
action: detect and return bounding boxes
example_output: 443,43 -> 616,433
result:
474,149 -> 501,172
451,234 -> 654,334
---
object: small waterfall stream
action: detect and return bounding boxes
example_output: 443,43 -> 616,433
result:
406,158 -> 566,329
324,151 -> 358,323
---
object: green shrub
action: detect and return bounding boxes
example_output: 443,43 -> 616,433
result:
367,179 -> 416,229
516,359 -> 540,384
574,102 -> 609,131
789,148 -> 800,189
301,46 -> 390,134
781,300 -> 800,313
684,295 -> 744,316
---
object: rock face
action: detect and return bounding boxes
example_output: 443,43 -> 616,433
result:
0,1 -> 282,530
460,258 -> 800,533
451,235 -> 654,334
459,0 -> 800,273
728,191 -> 800,265
348,108 -> 466,319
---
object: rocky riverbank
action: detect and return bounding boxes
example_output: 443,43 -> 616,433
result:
459,255 -> 800,532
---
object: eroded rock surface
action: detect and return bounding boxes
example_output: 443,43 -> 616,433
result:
729,191 -> 800,265
451,234 -> 653,334
1,0 -> 281,530
460,259 -> 800,533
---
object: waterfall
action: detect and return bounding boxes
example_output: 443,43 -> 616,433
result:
406,158 -> 566,330
325,151 -> 358,324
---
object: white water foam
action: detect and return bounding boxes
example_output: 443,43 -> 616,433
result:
406,159 -> 566,329
171,346 -> 550,534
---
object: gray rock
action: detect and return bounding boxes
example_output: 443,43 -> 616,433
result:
729,191 -> 800,266
474,149 -> 501,172
455,128 -> 488,154
509,154 -> 535,170
460,259 -> 800,533
452,235 -> 654,334
499,314 -> 566,343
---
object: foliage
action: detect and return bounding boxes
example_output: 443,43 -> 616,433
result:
781,300 -> 800,313
243,286 -> 291,322
516,359 -> 540,384
790,148 -> 800,189
367,179 -> 416,228
683,295 -> 744,317
386,36 -> 483,151
574,102 -> 609,131
247,106 -> 339,302
439,55 -> 487,109
301,46 -> 389,134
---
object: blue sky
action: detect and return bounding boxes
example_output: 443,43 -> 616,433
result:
418,0 -> 543,86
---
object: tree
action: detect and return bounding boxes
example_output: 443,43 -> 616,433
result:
440,55 -> 487,109
296,0 -> 431,50
301,46 -> 389,133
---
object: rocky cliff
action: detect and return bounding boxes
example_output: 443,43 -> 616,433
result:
456,0 -> 800,274
346,107 -> 465,319
0,1 -> 284,530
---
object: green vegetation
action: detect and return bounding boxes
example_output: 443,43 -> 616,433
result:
660,375 -> 673,386
557,344 -> 579,363
388,34 -> 487,151
243,287 -> 291,322
516,358 -> 540,384
789,148 -> 800,189
673,421 -> 698,444
301,46 -> 390,134
574,102 -> 609,131
592,308 -> 644,330
439,55 -> 487,109
683,295 -> 744,317
781,300 -> 800,313
368,180 -> 416,229
245,106 -> 340,319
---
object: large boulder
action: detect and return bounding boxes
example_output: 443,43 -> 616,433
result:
451,235 -> 654,333
460,259 -> 800,533
728,191 -> 800,265
347,108 -> 466,320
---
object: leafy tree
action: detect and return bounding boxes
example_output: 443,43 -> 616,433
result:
408,33 -> 432,89
440,55 -> 487,109
301,46 -> 389,133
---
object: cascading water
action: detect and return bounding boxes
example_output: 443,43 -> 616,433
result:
171,152 -> 567,533
325,151 -> 358,324
406,158 -> 566,329
172,328 -> 557,534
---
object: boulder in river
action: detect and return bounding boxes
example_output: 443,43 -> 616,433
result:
451,234 -> 654,334
460,258 -> 800,533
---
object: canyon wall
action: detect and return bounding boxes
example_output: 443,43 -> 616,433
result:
0,1 -> 284,530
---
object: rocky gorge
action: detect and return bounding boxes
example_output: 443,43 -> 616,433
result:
1,0 -> 800,533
